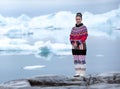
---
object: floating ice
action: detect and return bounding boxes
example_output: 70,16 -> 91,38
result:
23,65 -> 46,70
96,54 -> 104,57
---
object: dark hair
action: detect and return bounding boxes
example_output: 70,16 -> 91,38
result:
76,12 -> 82,18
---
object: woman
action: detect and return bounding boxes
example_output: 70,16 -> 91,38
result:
70,13 -> 88,77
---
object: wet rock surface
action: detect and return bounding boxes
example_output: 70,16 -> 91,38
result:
0,72 -> 120,89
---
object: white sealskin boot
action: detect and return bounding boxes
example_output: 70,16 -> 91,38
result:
80,64 -> 86,77
74,64 -> 86,77
74,64 -> 81,77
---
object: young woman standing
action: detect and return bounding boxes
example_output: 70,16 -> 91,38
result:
70,13 -> 88,77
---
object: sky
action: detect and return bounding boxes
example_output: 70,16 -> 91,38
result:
0,0 -> 120,17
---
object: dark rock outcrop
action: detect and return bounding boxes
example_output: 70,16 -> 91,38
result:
0,72 -> 120,89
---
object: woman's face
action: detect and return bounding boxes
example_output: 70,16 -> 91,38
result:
76,16 -> 82,24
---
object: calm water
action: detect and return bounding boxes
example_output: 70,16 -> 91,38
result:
0,37 -> 120,83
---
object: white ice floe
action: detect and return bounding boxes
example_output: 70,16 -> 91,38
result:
23,65 -> 46,70
96,54 -> 104,57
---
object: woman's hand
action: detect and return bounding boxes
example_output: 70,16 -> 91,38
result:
73,41 -> 77,47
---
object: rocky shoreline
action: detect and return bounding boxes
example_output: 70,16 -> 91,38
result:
0,72 -> 120,89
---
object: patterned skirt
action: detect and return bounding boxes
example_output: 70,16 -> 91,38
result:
72,42 -> 87,76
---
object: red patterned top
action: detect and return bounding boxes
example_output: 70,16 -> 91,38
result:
70,24 -> 88,43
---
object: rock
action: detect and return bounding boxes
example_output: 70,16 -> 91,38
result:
0,72 -> 120,89
97,72 -> 120,84
90,83 -> 120,89
0,79 -> 30,89
28,75 -> 87,87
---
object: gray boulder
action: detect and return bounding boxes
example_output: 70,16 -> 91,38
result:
0,72 -> 120,89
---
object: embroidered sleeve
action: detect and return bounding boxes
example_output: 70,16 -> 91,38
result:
79,26 -> 88,43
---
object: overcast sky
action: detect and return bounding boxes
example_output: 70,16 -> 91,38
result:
0,0 -> 120,17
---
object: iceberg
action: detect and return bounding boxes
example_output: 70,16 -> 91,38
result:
0,6 -> 120,57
